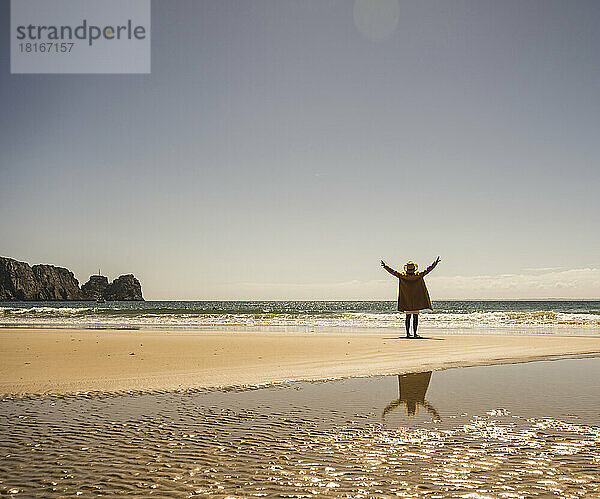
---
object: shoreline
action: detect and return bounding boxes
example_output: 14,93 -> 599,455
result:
2,328 -> 600,397
3,352 -> 599,402
3,324 -> 600,336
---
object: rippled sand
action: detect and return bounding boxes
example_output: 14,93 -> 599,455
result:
1,358 -> 599,496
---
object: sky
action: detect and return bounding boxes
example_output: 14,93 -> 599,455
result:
1,0 -> 599,300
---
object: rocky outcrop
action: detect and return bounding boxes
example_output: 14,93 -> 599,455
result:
81,275 -> 109,301
103,274 -> 143,301
0,256 -> 144,301
0,257 -> 39,300
81,274 -> 143,301
31,264 -> 84,300
0,257 -> 83,300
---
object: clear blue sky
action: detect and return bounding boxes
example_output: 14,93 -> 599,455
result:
1,0 -> 599,299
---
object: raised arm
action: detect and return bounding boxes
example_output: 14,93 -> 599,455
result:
381,260 -> 401,278
419,256 -> 441,277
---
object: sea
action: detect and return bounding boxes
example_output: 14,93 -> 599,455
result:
1,300 -> 600,333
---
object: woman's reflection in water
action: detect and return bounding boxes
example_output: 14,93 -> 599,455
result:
382,371 -> 440,420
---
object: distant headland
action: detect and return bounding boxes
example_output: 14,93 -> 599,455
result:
0,256 -> 143,301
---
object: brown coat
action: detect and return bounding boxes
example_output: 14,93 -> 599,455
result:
382,259 -> 439,311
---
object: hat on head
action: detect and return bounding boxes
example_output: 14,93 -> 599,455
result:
404,261 -> 418,273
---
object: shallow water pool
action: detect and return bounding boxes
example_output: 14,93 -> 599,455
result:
1,357 -> 599,496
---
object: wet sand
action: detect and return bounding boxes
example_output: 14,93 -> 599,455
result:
2,358 -> 600,496
2,328 -> 600,396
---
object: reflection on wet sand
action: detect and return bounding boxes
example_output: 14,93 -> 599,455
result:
382,371 -> 440,420
1,359 -> 600,496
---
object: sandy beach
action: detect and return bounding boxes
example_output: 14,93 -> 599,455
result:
2,328 -> 600,397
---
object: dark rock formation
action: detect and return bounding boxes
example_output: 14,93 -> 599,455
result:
0,257 -> 38,300
0,257 -> 83,300
0,256 -> 144,301
31,264 -> 84,300
81,275 -> 109,301
103,274 -> 143,301
81,274 -> 143,301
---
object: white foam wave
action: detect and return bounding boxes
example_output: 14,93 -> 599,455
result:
1,309 -> 600,330
0,307 -> 94,315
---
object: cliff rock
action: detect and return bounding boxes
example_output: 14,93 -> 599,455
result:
0,256 -> 144,301
103,274 -> 143,301
0,257 -> 39,300
81,275 -> 109,301
32,264 -> 84,300
0,257 -> 83,300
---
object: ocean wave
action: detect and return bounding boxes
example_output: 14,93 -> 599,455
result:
0,307 -> 95,315
1,306 -> 600,330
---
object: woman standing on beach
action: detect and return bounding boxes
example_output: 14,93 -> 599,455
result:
381,257 -> 441,338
